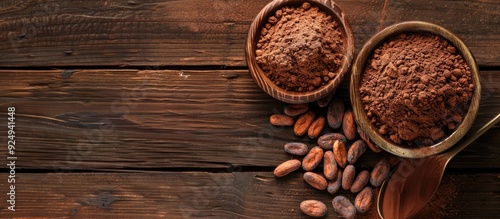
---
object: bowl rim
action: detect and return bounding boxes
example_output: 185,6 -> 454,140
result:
350,21 -> 481,158
245,0 -> 354,104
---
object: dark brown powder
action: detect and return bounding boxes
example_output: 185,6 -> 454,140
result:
412,175 -> 458,219
256,2 -> 345,92
360,33 -> 474,147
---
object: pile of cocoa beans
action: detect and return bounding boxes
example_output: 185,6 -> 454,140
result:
271,98 -> 391,218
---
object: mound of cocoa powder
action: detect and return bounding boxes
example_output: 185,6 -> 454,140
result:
255,2 -> 345,92
360,33 -> 474,147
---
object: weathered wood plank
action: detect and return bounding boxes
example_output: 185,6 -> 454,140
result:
0,172 -> 497,218
376,0 -> 500,67
0,69 -> 498,170
0,0 -> 498,67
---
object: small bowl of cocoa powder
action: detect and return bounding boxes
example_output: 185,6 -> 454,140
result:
350,21 -> 481,158
246,0 -> 354,104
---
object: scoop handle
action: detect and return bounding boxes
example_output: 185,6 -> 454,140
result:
447,113 -> 500,157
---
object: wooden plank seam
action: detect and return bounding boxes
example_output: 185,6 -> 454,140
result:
52,69 -> 162,179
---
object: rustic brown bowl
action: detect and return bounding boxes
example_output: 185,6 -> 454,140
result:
350,21 -> 481,158
245,0 -> 354,104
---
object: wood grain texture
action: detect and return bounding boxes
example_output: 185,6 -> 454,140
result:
245,0 -> 355,104
371,0 -> 500,67
0,1 -> 497,218
0,0 -> 498,67
0,172 -> 498,218
0,69 -> 498,170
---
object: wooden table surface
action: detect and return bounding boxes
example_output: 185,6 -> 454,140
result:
0,0 -> 499,218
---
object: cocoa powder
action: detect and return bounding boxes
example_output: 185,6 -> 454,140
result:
256,3 -> 345,92
360,33 -> 474,147
415,175 -> 458,218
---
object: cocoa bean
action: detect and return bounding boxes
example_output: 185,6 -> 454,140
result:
342,165 -> 356,190
284,142 -> 308,156
273,159 -> 301,177
308,116 -> 325,139
303,172 -> 327,190
327,169 -> 342,194
269,114 -> 294,126
350,170 -> 370,193
355,187 -> 374,213
284,104 -> 309,117
332,196 -> 357,219
347,140 -> 367,164
370,159 -> 391,187
333,140 -> 347,168
294,110 -> 315,136
323,151 -> 338,180
327,98 -> 344,129
317,133 -> 347,150
365,138 -> 382,153
357,125 -> 382,153
302,146 -> 324,171
343,109 -> 357,140
317,92 -> 335,108
300,200 -> 327,217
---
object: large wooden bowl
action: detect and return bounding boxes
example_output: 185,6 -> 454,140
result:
245,0 -> 354,104
350,21 -> 481,158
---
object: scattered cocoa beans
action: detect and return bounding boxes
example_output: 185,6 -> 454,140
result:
294,110 -> 315,136
274,159 -> 301,177
284,142 -> 308,156
327,169 -> 342,194
347,140 -> 367,164
323,151 -> 338,180
300,200 -> 327,217
270,114 -> 294,126
284,104 -> 309,117
332,196 -> 357,219
342,165 -> 355,190
317,133 -> 347,150
327,98 -> 344,129
333,140 -> 348,168
354,187 -> 374,213
273,101 -> 393,216
302,146 -> 324,171
350,170 -> 370,193
370,159 -> 391,187
303,172 -> 327,190
343,109 -> 357,140
308,116 -> 325,139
